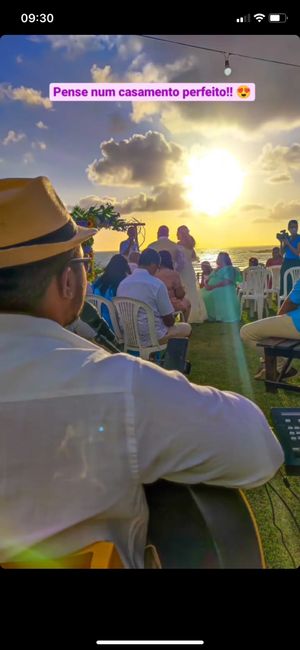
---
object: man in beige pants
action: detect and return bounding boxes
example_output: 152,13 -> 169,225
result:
240,278 -> 300,379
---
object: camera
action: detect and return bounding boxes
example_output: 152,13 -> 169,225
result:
276,229 -> 288,242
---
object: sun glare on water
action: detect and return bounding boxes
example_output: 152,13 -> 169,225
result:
184,149 -> 244,216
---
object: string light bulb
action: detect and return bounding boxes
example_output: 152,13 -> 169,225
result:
224,54 -> 232,76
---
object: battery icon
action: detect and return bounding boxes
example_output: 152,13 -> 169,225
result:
268,13 -> 287,22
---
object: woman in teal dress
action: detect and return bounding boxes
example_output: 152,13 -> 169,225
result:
201,252 -> 242,323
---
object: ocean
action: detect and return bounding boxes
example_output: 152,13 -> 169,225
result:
94,246 -> 275,272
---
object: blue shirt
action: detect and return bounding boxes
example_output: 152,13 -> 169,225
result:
287,278 -> 300,331
119,239 -> 139,257
284,235 -> 300,259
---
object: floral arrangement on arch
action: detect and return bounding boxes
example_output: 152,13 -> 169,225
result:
71,204 -> 128,279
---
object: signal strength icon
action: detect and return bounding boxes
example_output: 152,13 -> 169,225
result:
254,13 -> 266,22
236,14 -> 251,22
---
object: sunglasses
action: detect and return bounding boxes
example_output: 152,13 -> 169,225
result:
68,257 -> 91,272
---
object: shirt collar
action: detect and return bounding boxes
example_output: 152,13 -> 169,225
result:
131,268 -> 151,276
0,313 -> 98,348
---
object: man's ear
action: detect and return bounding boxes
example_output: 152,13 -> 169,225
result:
58,266 -> 77,300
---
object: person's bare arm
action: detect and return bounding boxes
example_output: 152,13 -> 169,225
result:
206,279 -> 233,291
174,274 -> 185,299
283,237 -> 299,257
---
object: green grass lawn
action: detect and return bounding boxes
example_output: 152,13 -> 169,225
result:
188,312 -> 300,569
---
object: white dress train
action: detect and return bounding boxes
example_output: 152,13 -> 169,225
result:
178,247 -> 207,324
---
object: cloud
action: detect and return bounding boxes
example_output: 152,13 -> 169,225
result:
23,152 -> 34,164
266,201 -> 300,222
16,55 -> 23,64
252,142 -> 300,183
0,85 -> 52,109
2,130 -> 26,145
126,35 -> 300,140
255,143 -> 300,172
30,35 -> 117,57
241,204 -> 265,211
268,173 -> 292,183
35,121 -> 48,129
77,195 -> 117,210
30,35 -> 143,60
31,141 -> 47,150
117,36 -> 143,59
86,131 -> 183,186
90,64 -> 114,83
77,182 -> 188,214
127,56 -> 197,124
114,183 -> 188,213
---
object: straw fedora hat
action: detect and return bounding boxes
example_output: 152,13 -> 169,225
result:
0,176 -> 97,268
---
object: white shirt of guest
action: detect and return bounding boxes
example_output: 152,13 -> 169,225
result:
117,268 -> 174,344
0,314 -> 283,567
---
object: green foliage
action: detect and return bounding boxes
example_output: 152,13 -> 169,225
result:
71,203 -> 128,281
71,204 -> 128,235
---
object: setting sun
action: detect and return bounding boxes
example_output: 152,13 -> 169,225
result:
184,149 -> 244,216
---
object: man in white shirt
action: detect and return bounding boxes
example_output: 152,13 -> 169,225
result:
117,248 -> 191,345
0,177 -> 284,568
148,225 -> 185,272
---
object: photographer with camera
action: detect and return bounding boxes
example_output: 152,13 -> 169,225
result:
277,219 -> 300,296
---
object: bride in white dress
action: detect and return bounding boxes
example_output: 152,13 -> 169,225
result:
177,226 -> 207,324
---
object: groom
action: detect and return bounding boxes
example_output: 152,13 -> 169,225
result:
148,225 -> 185,272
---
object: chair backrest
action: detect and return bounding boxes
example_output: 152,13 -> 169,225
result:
87,295 -> 123,343
282,266 -> 300,300
269,265 -> 281,292
113,297 -> 161,352
242,267 -> 268,296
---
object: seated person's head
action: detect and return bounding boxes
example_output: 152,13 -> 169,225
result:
0,177 -> 97,327
201,261 -> 212,274
159,250 -> 174,270
272,247 -> 281,259
128,251 -> 140,265
139,248 -> 161,275
249,257 -> 259,267
96,254 -> 131,292
217,252 -> 232,267
157,225 -> 169,238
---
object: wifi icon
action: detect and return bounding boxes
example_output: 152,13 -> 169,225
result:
254,13 -> 265,22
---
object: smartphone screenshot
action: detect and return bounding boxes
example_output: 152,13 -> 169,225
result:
0,7 -> 299,649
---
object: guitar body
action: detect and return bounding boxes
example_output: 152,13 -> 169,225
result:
145,480 -> 265,569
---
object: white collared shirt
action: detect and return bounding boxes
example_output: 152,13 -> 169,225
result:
0,314 -> 283,567
117,268 -> 174,343
148,237 -> 185,272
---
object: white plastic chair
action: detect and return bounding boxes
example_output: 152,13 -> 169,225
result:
265,265 -> 281,306
239,267 -> 269,320
280,266 -> 300,304
113,297 -> 167,360
87,295 -> 123,345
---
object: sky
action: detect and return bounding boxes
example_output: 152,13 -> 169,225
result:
1,34 -> 300,251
